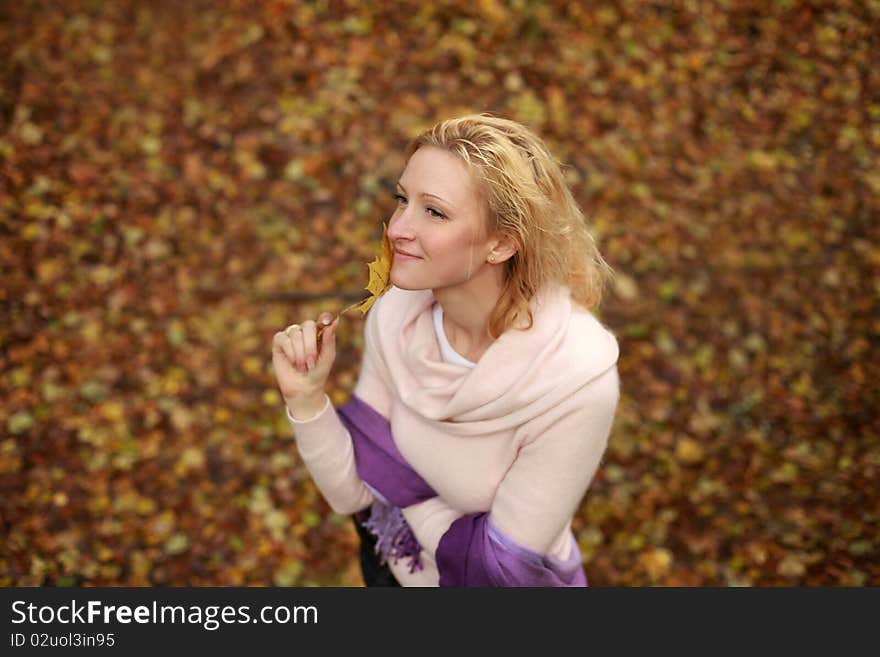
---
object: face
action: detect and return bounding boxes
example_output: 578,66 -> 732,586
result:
386,146 -> 495,292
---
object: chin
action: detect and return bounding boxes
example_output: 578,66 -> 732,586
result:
390,279 -> 423,291
389,270 -> 410,290
390,270 -> 429,291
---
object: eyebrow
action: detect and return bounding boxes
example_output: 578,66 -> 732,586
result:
396,182 -> 452,206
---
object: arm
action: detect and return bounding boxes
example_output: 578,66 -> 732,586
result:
484,364 -> 620,555
286,397 -> 373,515
426,365 -> 620,586
400,497 -> 465,556
286,303 -> 393,515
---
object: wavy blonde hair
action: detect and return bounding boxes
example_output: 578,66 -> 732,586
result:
405,113 -> 614,338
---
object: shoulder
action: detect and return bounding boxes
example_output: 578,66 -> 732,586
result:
499,288 -> 621,436
520,345 -> 620,443
566,302 -> 620,410
566,302 -> 620,372
554,319 -> 620,415
535,284 -> 619,389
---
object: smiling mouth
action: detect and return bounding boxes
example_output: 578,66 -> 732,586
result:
394,249 -> 421,258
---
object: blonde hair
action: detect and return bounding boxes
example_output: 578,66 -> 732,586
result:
405,113 -> 614,338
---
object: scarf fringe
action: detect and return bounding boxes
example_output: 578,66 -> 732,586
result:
362,501 -> 424,574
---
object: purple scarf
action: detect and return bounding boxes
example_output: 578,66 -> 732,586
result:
337,395 -> 588,587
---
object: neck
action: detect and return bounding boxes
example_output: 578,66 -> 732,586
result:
433,263 -> 506,361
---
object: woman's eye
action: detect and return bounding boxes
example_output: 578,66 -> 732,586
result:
391,192 -> 443,219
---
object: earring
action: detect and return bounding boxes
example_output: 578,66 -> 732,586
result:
488,255 -> 495,263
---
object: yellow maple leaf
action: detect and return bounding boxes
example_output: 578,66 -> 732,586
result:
317,223 -> 393,344
352,222 -> 393,315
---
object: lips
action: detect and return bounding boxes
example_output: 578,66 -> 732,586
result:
394,248 -> 422,259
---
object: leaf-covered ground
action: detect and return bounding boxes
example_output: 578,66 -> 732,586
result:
1,0 -> 877,586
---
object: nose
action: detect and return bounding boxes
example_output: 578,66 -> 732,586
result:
387,203 -> 415,243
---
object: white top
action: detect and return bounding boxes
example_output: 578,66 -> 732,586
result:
432,302 -> 476,368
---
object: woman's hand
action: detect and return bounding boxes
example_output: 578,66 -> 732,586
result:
272,312 -> 340,418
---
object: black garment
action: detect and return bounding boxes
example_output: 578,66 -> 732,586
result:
352,510 -> 401,587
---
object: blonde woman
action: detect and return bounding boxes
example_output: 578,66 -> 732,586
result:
271,114 -> 621,587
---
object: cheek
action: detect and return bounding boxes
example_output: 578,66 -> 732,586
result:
428,241 -> 461,270
428,230 -> 474,260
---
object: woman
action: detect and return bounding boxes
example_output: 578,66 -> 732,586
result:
271,114 -> 620,586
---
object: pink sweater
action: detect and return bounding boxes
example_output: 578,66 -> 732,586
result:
286,284 -> 621,586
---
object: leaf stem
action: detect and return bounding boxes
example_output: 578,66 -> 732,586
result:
316,297 -> 368,343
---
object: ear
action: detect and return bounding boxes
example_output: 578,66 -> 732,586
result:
486,233 -> 518,264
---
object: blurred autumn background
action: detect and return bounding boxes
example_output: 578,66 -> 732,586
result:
1,0 -> 877,587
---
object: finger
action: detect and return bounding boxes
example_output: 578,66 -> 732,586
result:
287,325 -> 307,373
302,319 -> 318,371
316,312 -> 334,345
273,331 -> 296,365
317,316 -> 339,365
